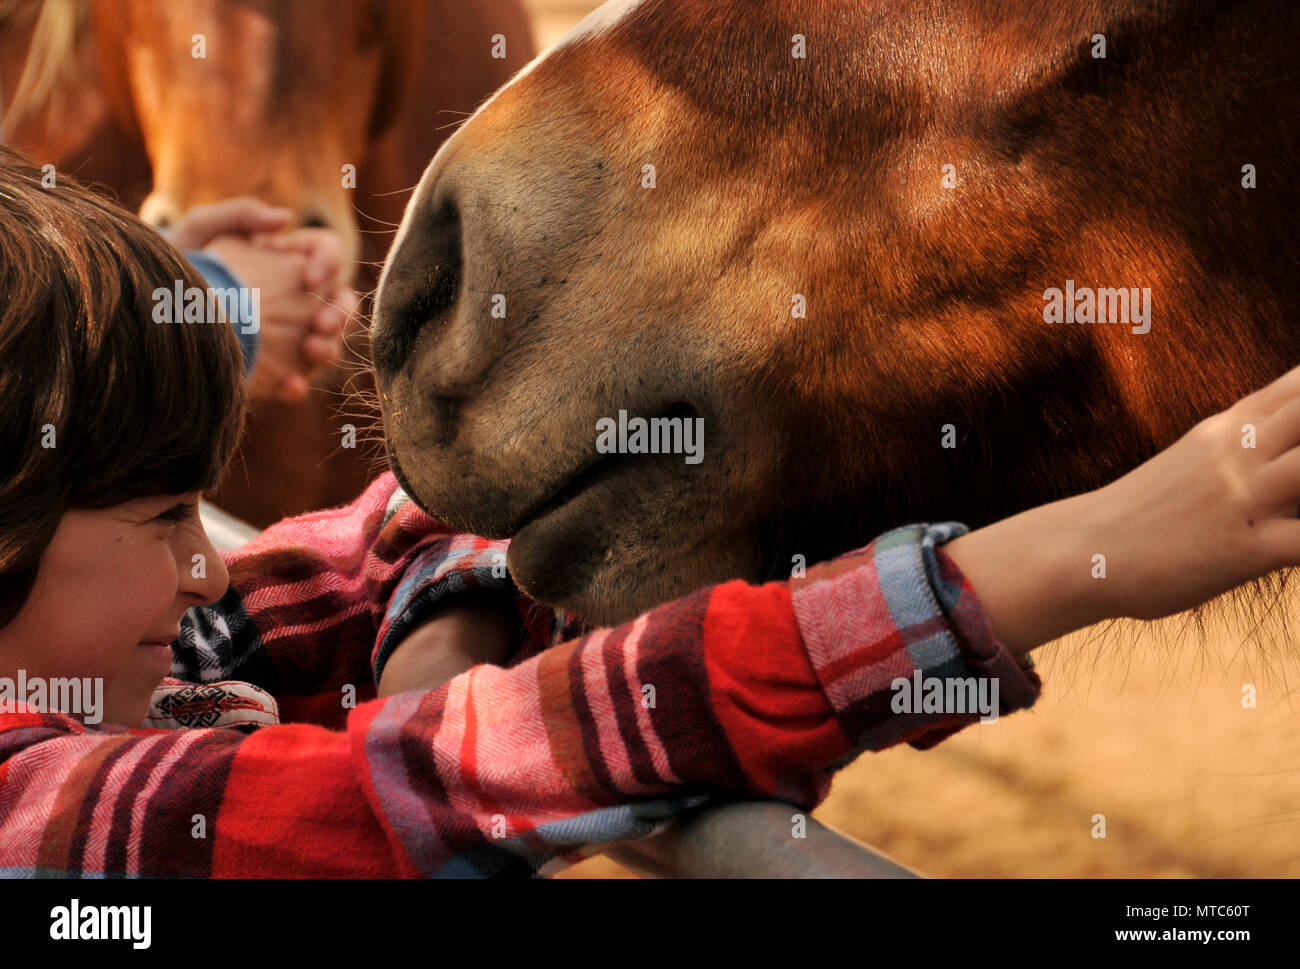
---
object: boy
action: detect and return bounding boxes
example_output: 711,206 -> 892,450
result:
3,145 -> 1300,877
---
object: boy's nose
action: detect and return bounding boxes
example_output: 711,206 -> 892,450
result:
176,526 -> 231,607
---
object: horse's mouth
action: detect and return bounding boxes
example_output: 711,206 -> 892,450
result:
386,446 -> 423,511
514,452 -> 624,534
511,402 -> 702,536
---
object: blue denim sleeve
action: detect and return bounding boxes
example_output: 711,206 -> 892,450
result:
184,250 -> 259,375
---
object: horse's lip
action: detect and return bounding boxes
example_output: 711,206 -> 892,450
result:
509,402 -> 700,535
388,446 -> 419,504
513,452 -> 621,534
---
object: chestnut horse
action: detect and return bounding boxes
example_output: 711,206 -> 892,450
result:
1,0 -> 535,525
374,0 -> 1299,628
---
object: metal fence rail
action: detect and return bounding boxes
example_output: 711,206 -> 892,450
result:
606,800 -> 921,878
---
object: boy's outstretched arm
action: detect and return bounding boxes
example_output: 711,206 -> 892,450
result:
0,518 -> 1031,877
945,364 -> 1300,653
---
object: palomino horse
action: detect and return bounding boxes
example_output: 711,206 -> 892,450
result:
1,0 -> 535,525
374,0 -> 1299,629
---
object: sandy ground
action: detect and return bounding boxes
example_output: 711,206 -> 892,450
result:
519,0 -> 1300,878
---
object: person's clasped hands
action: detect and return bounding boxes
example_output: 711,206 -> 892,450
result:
168,198 -> 357,403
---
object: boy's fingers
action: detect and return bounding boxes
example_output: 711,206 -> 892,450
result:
305,247 -> 343,288
1259,391 -> 1300,460
222,202 -> 295,236
1258,517 -> 1300,572
311,304 -> 345,335
1241,363 -> 1300,417
302,294 -> 358,353
260,229 -> 347,287
260,234 -> 316,254
318,288 -> 358,328
300,333 -> 339,366
1256,446 -> 1300,508
311,308 -> 341,334
177,198 -> 293,246
274,373 -> 311,403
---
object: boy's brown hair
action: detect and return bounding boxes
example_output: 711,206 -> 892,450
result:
0,146 -> 248,627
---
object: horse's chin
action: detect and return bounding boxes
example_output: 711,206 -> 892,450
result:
505,499 -> 738,629
497,453 -> 758,627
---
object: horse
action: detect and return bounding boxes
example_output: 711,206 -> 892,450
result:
1,0 -> 536,525
372,0 -> 1299,629
0,0 -> 151,204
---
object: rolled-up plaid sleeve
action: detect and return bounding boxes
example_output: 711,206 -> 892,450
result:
789,522 -> 1041,754
369,529 -> 551,690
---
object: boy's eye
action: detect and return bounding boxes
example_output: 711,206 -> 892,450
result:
154,502 -> 197,524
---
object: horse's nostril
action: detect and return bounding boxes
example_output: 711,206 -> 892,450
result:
373,195 -> 462,377
301,213 -> 330,229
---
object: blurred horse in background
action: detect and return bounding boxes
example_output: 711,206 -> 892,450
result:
1,0 -> 535,524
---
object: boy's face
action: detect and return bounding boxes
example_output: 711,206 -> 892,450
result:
0,493 -> 229,727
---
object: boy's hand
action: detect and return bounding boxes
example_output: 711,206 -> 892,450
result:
168,201 -> 354,403
166,197 -> 292,250
944,364 -> 1300,655
1088,365 -> 1300,620
259,227 -> 352,289
202,232 -> 353,403
255,228 -> 358,401
377,592 -> 521,697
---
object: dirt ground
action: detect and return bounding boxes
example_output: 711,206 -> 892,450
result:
517,0 -> 1300,879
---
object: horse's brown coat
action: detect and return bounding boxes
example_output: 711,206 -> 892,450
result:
375,0 -> 1299,627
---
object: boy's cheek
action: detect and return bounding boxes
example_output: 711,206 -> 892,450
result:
29,571 -> 174,681
104,655 -> 170,727
118,550 -> 186,621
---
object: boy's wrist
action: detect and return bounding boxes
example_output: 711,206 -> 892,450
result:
183,249 -> 260,374
942,489 -> 1115,657
377,592 -> 521,697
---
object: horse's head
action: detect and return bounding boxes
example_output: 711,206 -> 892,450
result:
92,0 -> 428,270
374,0 -> 1298,626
